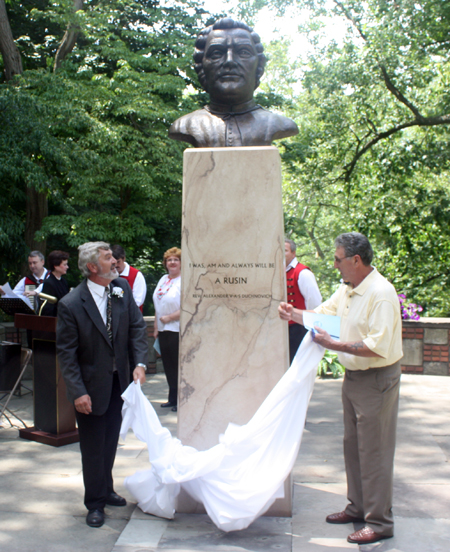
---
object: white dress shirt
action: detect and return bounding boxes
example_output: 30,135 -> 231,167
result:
87,278 -> 109,324
119,262 -> 147,308
286,258 -> 322,309
13,268 -> 49,296
152,274 -> 181,332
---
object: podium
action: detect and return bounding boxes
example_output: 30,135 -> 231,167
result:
14,314 -> 79,446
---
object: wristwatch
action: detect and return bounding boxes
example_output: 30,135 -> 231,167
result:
136,363 -> 146,369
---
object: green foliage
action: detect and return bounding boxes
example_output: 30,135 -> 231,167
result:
2,0 -> 450,320
0,0 -> 217,286
317,350 -> 345,379
254,0 -> 450,315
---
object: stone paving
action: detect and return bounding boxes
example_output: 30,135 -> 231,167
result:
1,369 -> 449,551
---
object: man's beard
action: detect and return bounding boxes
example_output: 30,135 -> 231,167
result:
98,267 -> 119,280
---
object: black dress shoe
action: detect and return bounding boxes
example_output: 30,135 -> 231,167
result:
161,401 -> 176,408
171,406 -> 177,412
86,509 -> 104,528
106,491 -> 127,507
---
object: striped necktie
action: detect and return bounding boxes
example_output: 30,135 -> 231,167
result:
106,286 -> 113,343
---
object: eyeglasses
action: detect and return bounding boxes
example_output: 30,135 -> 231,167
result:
334,255 -> 354,264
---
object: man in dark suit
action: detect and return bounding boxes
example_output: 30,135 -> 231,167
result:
56,242 -> 148,528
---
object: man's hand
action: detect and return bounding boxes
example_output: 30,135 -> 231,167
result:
312,326 -> 335,349
133,365 -> 146,384
278,302 -> 293,321
74,394 -> 92,414
0,286 -> 4,296
312,327 -> 383,358
24,290 -> 37,297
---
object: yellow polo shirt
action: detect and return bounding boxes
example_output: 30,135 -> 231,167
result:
314,268 -> 403,371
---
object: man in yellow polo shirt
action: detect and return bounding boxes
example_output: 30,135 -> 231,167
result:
279,232 -> 403,545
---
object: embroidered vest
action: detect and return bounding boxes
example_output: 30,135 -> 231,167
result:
286,263 -> 310,325
120,266 -> 143,313
25,271 -> 49,309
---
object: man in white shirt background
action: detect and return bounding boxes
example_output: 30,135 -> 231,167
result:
284,238 -> 322,363
0,250 -> 49,309
111,245 -> 146,313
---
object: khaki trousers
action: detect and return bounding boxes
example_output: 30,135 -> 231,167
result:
342,361 -> 401,536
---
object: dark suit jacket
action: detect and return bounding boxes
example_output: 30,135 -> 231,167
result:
56,278 -> 148,415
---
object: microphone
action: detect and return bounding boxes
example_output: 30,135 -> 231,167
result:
37,292 -> 58,304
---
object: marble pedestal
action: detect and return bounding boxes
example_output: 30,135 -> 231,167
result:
178,146 -> 290,516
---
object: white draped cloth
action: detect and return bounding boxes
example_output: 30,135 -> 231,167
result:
120,332 -> 324,532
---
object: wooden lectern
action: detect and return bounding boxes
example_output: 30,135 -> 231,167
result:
14,313 -> 79,447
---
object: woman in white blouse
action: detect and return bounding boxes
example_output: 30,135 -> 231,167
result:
153,247 -> 181,412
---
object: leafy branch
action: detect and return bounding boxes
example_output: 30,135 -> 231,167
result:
333,0 -> 450,182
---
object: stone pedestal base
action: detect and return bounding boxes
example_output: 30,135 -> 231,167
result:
178,147 -> 290,516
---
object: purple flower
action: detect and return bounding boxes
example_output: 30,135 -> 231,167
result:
398,294 -> 423,320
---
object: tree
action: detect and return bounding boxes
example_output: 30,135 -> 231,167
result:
0,0 -> 23,79
0,1 -> 216,285
232,0 -> 450,315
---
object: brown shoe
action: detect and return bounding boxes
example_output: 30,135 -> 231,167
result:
326,511 -> 364,524
347,526 -> 392,544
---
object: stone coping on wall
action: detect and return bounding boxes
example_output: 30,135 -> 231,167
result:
403,317 -> 450,328
402,318 -> 450,376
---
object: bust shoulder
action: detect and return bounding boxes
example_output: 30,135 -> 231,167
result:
252,108 -> 299,140
169,105 -> 298,147
169,109 -> 215,147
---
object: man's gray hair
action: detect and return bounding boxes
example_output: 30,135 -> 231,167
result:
78,242 -> 110,277
285,238 -> 296,253
29,250 -> 44,261
335,232 -> 373,266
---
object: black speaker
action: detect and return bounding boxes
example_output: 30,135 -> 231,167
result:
0,342 -> 21,391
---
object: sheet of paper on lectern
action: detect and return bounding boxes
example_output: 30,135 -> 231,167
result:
303,312 -> 341,340
1,282 -> 33,310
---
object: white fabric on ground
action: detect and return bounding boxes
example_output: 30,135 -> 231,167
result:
120,331 -> 324,532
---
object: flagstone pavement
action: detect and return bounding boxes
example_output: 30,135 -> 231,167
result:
1,367 -> 449,552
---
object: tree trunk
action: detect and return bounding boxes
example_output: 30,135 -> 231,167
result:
23,187 -> 48,272
0,0 -> 49,274
0,0 -> 23,80
54,0 -> 84,71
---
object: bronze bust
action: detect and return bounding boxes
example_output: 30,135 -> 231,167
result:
168,18 -> 299,148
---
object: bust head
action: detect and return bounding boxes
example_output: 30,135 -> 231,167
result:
168,17 -> 298,147
193,18 -> 266,105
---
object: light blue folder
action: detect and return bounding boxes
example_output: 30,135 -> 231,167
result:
153,337 -> 161,355
303,312 -> 341,340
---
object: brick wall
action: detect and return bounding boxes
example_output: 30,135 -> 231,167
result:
143,316 -> 157,373
402,318 -> 450,376
0,323 -> 27,345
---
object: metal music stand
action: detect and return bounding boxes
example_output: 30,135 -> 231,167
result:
0,345 -> 32,428
0,298 -> 35,317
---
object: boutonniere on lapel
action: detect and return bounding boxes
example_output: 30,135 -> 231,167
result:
111,287 -> 124,300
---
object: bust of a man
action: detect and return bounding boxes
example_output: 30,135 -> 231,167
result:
168,18 -> 298,148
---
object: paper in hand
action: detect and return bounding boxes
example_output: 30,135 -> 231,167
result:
303,312 -> 341,340
1,282 -> 34,310
153,337 -> 161,355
